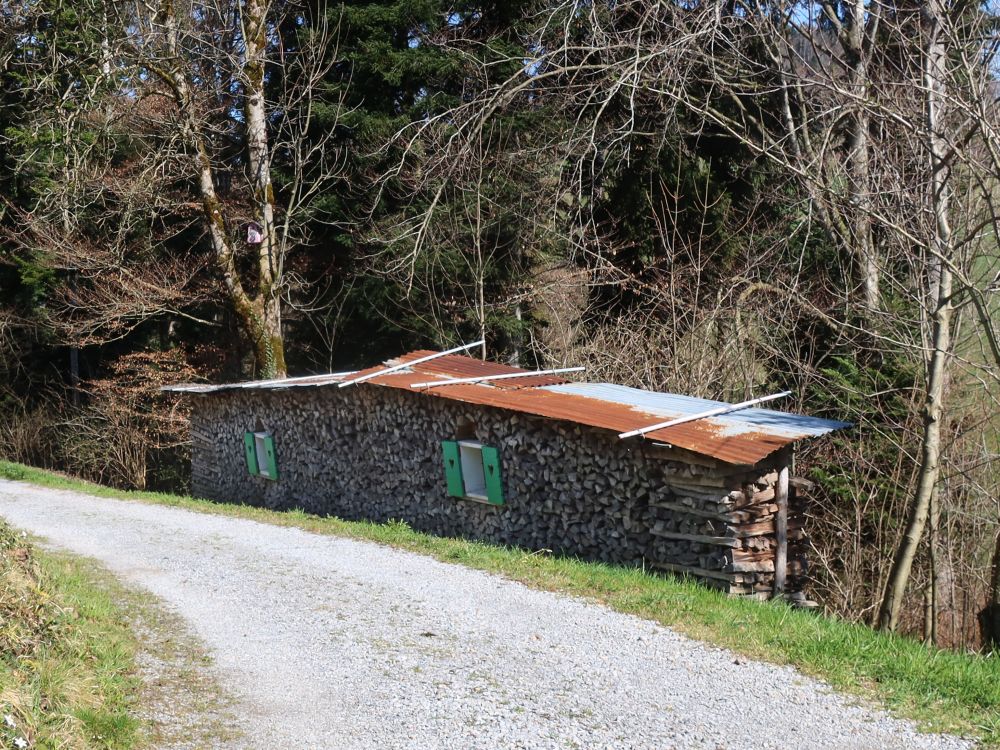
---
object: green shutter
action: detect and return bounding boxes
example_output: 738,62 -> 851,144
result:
243,432 -> 259,475
481,445 -> 504,505
262,434 -> 279,480
441,440 -> 465,497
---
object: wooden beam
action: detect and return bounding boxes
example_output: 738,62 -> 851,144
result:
649,500 -> 734,521
409,366 -> 584,390
649,529 -> 742,548
789,476 -> 815,492
617,391 -> 793,439
773,464 -> 790,596
337,341 -> 485,388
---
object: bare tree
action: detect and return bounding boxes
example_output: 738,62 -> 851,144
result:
115,0 -> 345,377
390,0 -> 1000,638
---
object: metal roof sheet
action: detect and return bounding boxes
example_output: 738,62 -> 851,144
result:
543,383 -> 849,440
164,350 -> 849,465
161,372 -> 355,394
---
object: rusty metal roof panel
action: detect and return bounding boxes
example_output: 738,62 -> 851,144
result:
362,368 -> 844,465
543,383 -> 849,439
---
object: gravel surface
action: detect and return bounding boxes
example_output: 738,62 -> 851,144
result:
0,479 -> 975,750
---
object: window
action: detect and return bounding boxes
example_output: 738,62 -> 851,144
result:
243,431 -> 278,480
459,442 -> 487,499
441,440 -> 504,505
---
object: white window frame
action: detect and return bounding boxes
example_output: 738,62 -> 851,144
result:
458,440 -> 488,501
254,431 -> 272,479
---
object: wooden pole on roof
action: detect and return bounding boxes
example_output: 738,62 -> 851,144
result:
617,391 -> 793,439
337,340 -> 486,388
409,366 -> 585,390
243,371 -> 357,388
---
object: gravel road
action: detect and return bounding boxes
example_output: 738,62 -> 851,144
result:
0,479 -> 974,750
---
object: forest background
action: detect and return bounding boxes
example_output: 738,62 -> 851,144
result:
3,0 -> 1000,649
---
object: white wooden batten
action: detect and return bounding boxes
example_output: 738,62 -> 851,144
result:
409,366 -> 585,390
618,391 -> 793,439
337,340 -> 486,388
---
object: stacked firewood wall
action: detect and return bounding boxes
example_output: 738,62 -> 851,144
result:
187,386 -> 810,602
647,455 -> 809,601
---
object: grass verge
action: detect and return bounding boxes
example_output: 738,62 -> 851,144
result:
2,459 -> 999,745
0,518 -> 140,750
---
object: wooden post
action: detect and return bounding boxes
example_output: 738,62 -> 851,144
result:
410,366 -> 585,389
773,463 -> 790,598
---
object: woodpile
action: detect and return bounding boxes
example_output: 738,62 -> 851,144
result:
649,463 -> 810,600
186,383 -> 811,603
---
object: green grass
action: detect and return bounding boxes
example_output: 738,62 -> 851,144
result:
2,460 -> 1000,745
0,515 -> 140,750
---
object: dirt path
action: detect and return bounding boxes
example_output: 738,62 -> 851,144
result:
0,479 -> 973,750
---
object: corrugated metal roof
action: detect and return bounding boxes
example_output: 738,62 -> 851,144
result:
360,369 -> 845,465
543,383 -> 849,440
164,350 -> 849,465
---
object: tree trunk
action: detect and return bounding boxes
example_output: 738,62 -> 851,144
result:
850,106 -> 878,311
878,273 -> 952,632
846,0 -> 879,310
154,0 -> 287,379
241,0 -> 286,379
251,293 -> 286,379
877,0 -> 953,632
981,528 -> 1000,651
922,486 -> 940,645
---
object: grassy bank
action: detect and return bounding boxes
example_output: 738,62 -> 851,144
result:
1,460 -> 999,745
0,515 -> 139,750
